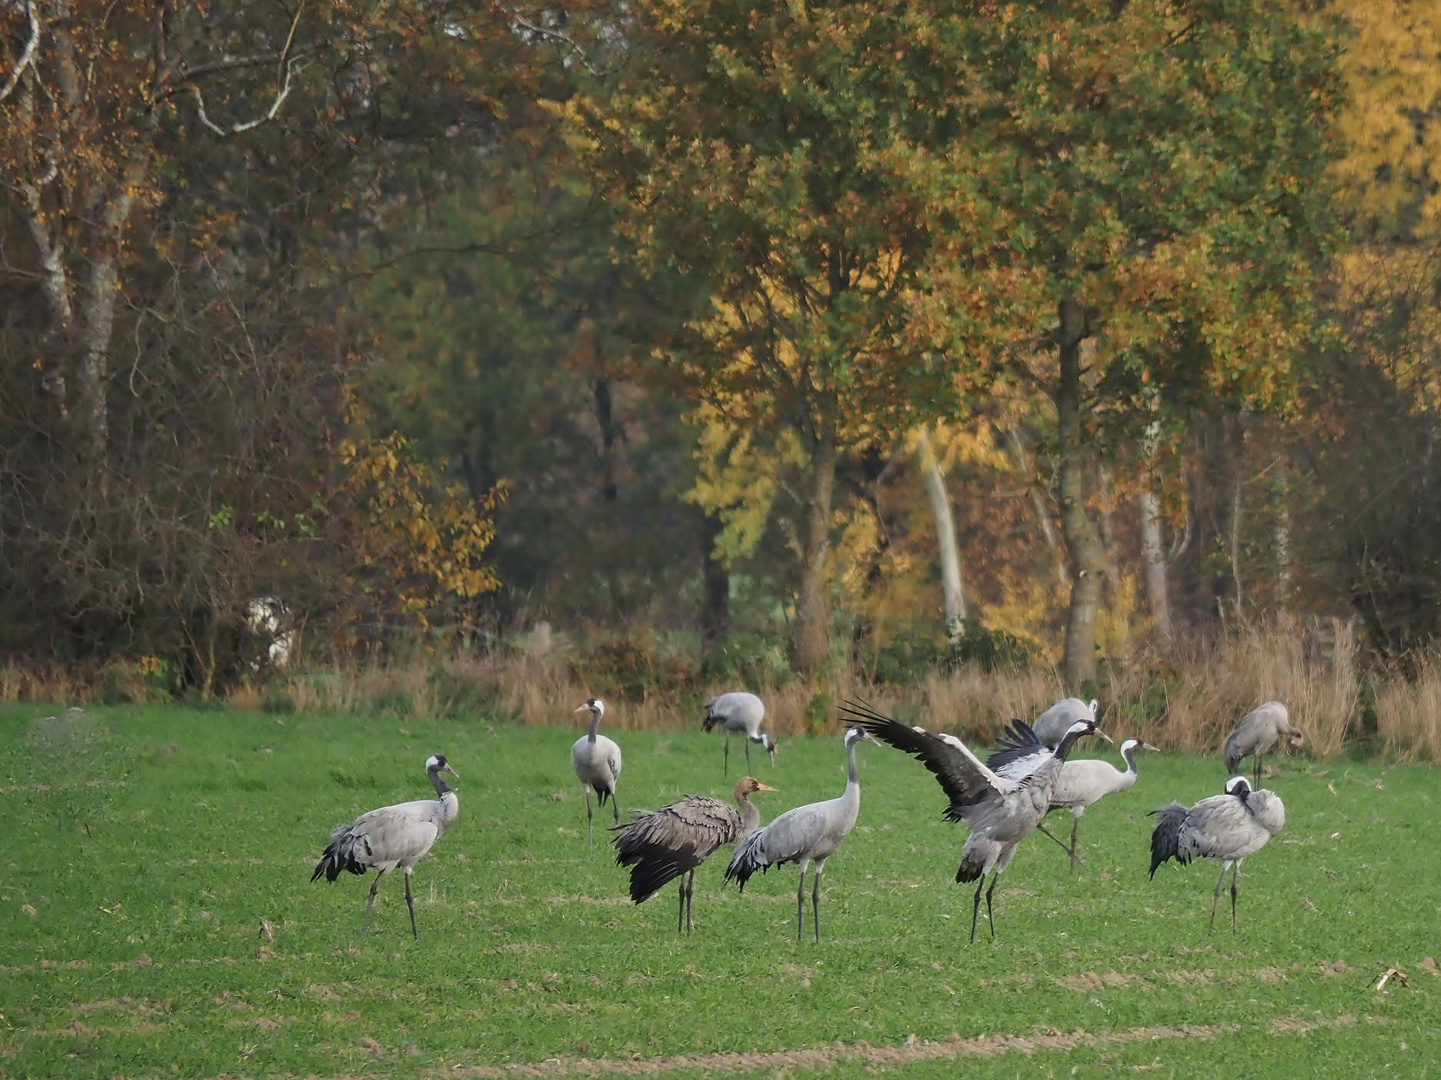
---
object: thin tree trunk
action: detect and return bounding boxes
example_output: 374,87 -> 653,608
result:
700,513 -> 730,652
917,429 -> 966,642
1275,459 -> 1291,609
1138,488 -> 1172,638
1006,425 -> 1070,591
1230,476 -> 1244,617
1055,298 -> 1106,687
793,432 -> 837,675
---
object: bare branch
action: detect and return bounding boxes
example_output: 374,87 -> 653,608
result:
187,2 -> 306,137
505,7 -> 616,77
0,0 -> 41,105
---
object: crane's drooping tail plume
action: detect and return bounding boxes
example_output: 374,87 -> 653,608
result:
311,754 -> 460,938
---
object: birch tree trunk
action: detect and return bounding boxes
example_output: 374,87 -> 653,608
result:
1055,298 -> 1107,687
917,429 -> 967,642
1006,425 -> 1070,591
1138,488 -> 1172,638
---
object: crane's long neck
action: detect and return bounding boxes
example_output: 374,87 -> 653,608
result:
428,766 -> 454,797
588,708 -> 602,744
845,739 -> 861,793
1120,743 -> 1139,777
736,794 -> 762,839
1053,727 -> 1088,763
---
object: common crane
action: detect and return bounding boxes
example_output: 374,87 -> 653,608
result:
725,727 -> 878,941
1149,775 -> 1286,933
613,776 -> 776,931
1031,697 -> 1100,748
841,700 -> 1098,942
572,698 -> 622,849
311,754 -> 460,938
703,692 -> 778,776
1038,737 -> 1159,868
1223,701 -> 1303,784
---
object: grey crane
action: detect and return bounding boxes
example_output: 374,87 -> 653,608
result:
1223,701 -> 1303,784
572,697 -> 623,849
703,691 -> 778,776
311,754 -> 460,938
841,700 -> 1098,942
1149,775 -> 1286,933
613,776 -> 777,931
725,727 -> 878,941
1031,697 -> 1100,748
1038,737 -> 1159,868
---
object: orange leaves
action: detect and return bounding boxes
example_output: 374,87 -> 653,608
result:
335,434 -> 506,622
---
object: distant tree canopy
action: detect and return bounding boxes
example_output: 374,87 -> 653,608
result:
4,0 -> 1441,692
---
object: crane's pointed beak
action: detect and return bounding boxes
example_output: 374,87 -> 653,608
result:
1140,740 -> 1161,752
1093,729 -> 1114,744
574,704 -> 590,714
755,783 -> 777,792
443,762 -> 460,779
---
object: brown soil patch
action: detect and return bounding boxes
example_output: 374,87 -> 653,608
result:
1054,971 -> 1143,991
422,1024 -> 1238,1078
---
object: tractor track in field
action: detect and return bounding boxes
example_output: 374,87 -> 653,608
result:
417,1015 -> 1368,1078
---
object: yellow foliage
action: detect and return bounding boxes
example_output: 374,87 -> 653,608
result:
336,434 -> 506,624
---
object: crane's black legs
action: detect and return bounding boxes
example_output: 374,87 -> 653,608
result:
404,869 -> 419,939
1208,860 -> 1230,934
1253,755 -> 1263,786
796,868 -> 806,940
612,790 -> 620,825
745,738 -> 753,776
584,786 -> 594,849
812,869 -> 822,941
1037,823 -> 1072,856
968,876 -> 984,942
983,874 -> 998,939
1037,820 -> 1083,869
676,870 -> 696,933
1230,861 -> 1241,931
723,734 -> 731,777
361,871 -> 384,935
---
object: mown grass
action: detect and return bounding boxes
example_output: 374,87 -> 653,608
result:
1,703 -> 1438,1079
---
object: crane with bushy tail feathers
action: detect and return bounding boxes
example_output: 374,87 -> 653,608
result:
1149,775 -> 1286,933
311,754 -> 460,938
613,776 -> 776,931
725,727 -> 877,941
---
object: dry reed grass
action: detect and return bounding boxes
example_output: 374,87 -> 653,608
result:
1115,616 -> 1360,762
1373,650 -> 1441,762
5,618 -> 1432,762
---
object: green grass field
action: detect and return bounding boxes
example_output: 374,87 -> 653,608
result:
2,703 -> 1438,1079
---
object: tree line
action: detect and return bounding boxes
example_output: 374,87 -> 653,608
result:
1,0 -> 1438,694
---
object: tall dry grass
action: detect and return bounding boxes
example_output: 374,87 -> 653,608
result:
11,617 -> 1438,763
1373,650 -> 1441,762
1110,617 -> 1360,762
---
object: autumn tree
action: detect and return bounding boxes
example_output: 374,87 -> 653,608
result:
572,0 -> 981,673
922,0 -> 1342,685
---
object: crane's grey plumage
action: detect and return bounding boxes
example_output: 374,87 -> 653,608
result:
1031,697 -> 1101,748
841,700 -> 1097,941
1223,701 -> 1303,784
311,754 -> 460,938
1038,737 -> 1159,868
1149,776 -> 1286,933
725,727 -> 877,940
572,698 -> 622,849
703,692 -> 778,776
613,776 -> 776,931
